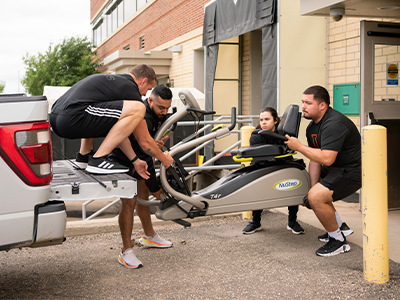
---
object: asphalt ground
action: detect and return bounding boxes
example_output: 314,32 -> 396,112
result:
1,210 -> 400,300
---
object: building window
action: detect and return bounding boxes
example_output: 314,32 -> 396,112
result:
123,44 -> 130,50
93,20 -> 103,47
137,0 -> 147,10
117,0 -> 124,27
92,0 -> 151,47
140,35 -> 145,50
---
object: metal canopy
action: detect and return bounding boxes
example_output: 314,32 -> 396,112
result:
300,0 -> 400,19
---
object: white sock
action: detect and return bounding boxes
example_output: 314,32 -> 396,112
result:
335,212 -> 343,228
328,228 -> 344,242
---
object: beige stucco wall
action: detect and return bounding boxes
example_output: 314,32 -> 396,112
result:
279,0 -> 326,158
153,27 -> 204,88
213,36 -> 240,152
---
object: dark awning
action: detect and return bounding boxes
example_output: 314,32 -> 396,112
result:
203,0 -> 277,113
203,0 -> 276,46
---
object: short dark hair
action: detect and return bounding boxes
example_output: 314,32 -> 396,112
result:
151,85 -> 172,101
129,64 -> 157,82
303,85 -> 330,106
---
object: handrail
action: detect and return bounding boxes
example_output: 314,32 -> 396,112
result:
154,113 -> 259,174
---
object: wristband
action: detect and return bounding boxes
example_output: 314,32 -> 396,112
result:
130,156 -> 139,163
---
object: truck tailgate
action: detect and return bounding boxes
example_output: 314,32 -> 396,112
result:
50,160 -> 137,201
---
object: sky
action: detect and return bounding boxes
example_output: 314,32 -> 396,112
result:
0,0 -> 91,94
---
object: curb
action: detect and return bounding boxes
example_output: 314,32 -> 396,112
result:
65,212 -> 243,237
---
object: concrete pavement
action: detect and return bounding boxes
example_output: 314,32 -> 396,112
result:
274,200 -> 400,264
64,196 -> 400,264
1,209 -> 400,299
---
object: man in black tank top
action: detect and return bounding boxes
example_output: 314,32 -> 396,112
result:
285,85 -> 361,257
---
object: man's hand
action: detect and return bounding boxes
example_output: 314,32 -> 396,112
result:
161,151 -> 174,168
284,135 -> 303,151
155,136 -> 169,149
133,159 -> 150,180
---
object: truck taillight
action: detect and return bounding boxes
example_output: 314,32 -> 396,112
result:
0,122 -> 53,186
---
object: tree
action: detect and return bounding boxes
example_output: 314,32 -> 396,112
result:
22,37 -> 102,96
0,81 -> 5,94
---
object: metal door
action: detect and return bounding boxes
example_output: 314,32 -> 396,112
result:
361,21 -> 400,209
361,21 -> 400,125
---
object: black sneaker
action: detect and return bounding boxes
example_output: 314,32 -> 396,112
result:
85,155 -> 129,174
287,221 -> 305,234
75,151 -> 93,169
318,222 -> 354,242
242,222 -> 262,234
316,234 -> 350,257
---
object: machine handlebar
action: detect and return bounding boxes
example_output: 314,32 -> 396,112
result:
186,107 -> 216,115
259,129 -> 288,141
228,107 -> 236,131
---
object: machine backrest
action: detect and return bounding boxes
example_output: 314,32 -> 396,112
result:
276,105 -> 301,138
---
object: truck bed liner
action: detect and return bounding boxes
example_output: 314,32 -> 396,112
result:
50,160 -> 137,201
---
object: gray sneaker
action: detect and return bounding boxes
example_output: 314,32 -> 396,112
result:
118,248 -> 143,269
139,232 -> 173,248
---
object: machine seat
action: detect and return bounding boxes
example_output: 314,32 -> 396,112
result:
238,144 -> 285,159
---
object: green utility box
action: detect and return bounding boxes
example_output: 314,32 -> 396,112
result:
333,83 -> 360,116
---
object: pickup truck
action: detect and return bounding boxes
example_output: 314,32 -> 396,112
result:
0,94 -> 137,251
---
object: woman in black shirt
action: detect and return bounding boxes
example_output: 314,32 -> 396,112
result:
242,107 -> 305,235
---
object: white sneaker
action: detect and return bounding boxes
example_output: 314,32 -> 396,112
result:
138,232 -> 173,248
118,248 -> 143,269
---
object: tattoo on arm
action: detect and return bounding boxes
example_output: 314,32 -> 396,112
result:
144,149 -> 156,157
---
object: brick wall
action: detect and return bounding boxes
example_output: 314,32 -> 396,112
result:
327,17 -> 400,130
92,0 -> 209,60
327,17 -> 362,95
91,0 -> 107,21
241,33 -> 251,116
327,17 -> 400,98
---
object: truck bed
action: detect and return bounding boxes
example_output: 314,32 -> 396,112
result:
50,160 -> 137,201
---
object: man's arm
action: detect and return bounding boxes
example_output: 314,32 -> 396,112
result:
308,160 -> 322,187
284,135 -> 338,166
133,120 -> 174,168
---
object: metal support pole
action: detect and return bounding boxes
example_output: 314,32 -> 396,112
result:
362,125 -> 389,283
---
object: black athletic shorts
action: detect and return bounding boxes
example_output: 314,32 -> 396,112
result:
50,100 -> 124,139
129,156 -> 160,193
320,166 -> 362,201
110,150 -> 160,193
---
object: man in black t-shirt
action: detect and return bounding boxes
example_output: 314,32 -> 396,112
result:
50,64 -> 173,175
110,86 -> 173,269
285,85 -> 361,257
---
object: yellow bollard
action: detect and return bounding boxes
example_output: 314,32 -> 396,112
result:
361,125 -> 389,284
241,126 -> 255,220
